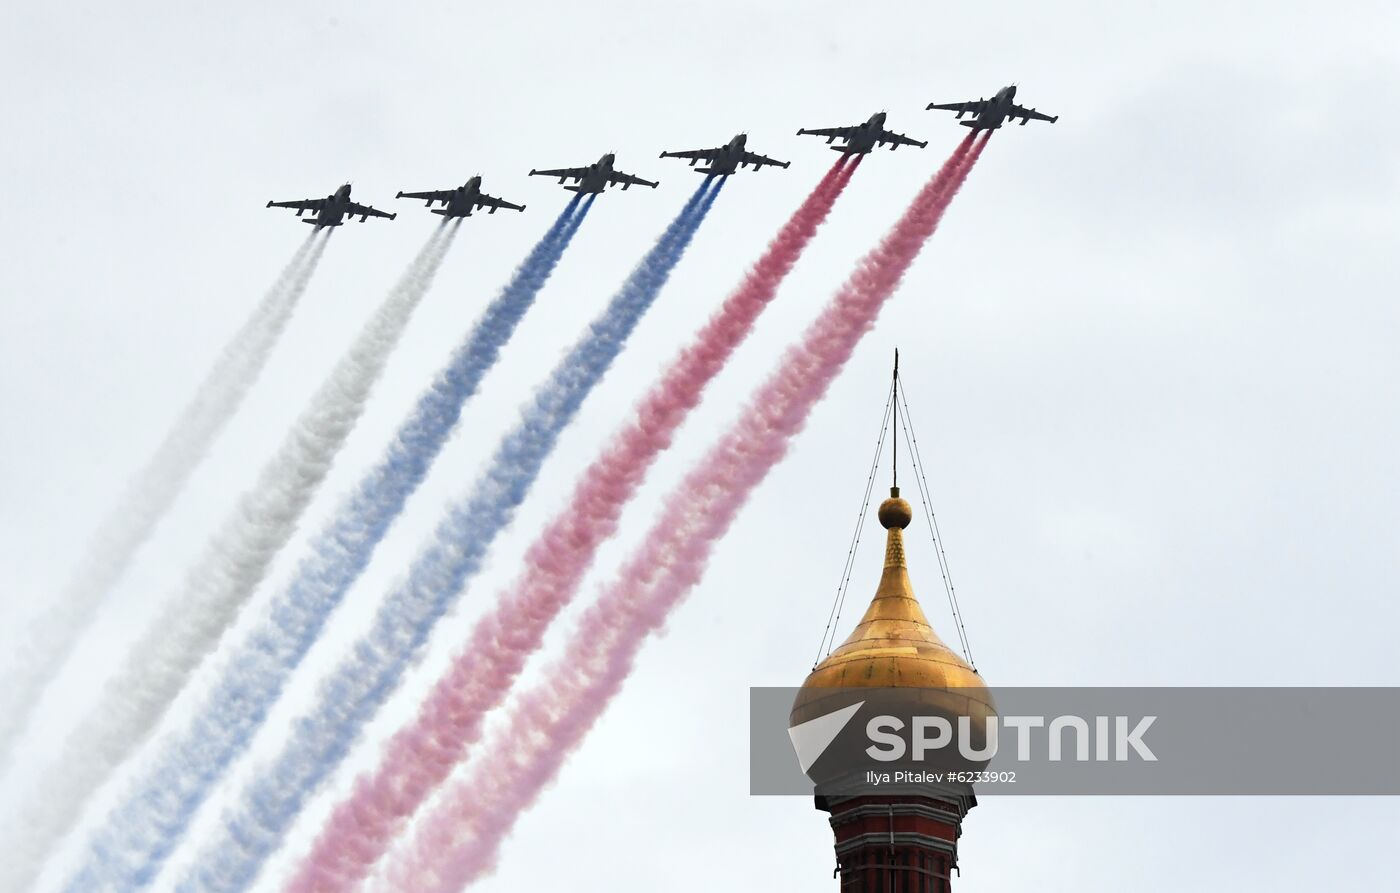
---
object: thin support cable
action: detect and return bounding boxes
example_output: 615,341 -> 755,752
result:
813,380 -> 895,667
896,377 -> 977,672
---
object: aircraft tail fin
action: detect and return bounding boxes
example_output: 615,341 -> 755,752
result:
563,185 -> 583,193
959,120 -> 980,129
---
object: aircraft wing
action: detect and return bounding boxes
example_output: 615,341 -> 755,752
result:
1008,103 -> 1058,123
531,166 -> 588,181
660,147 -> 719,162
608,169 -> 659,189
740,150 -> 790,169
878,129 -> 928,149
398,189 -> 454,206
267,198 -> 326,211
475,192 -> 526,213
926,99 -> 990,116
797,125 -> 857,141
347,201 -> 395,220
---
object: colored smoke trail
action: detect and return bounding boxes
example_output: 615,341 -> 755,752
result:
0,234 -> 326,768
287,160 -> 857,893
0,224 -> 458,893
178,179 -> 724,893
60,201 -> 590,893
383,135 -> 988,893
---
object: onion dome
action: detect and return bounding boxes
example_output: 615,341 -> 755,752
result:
791,487 -> 994,729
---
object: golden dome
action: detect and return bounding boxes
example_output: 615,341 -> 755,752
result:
792,487 -> 994,728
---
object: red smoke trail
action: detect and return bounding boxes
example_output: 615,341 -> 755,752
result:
380,134 -> 987,893
286,159 -> 859,893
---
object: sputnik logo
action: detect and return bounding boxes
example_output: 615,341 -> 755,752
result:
787,702 -> 865,774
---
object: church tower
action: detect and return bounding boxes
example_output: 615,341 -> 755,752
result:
791,485 -> 994,891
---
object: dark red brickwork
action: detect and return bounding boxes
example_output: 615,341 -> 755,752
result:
817,791 -> 974,892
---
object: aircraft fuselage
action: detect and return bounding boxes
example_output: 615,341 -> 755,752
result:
702,135 -> 749,175
930,83 -> 1056,131
311,184 -> 354,227
568,155 -> 615,194
269,182 -> 394,226
440,177 -> 485,217
965,86 -> 1017,131
839,114 -> 888,155
531,153 -> 655,193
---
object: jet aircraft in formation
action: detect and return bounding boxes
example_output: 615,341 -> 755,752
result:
927,85 -> 1058,131
797,112 -> 927,154
265,85 -> 1058,227
659,133 -> 789,175
396,176 -> 525,217
266,184 -> 395,227
528,153 -> 659,194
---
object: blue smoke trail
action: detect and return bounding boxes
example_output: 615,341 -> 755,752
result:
62,199 -> 590,893
177,178 -> 723,893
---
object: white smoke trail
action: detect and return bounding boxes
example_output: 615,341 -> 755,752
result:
56,200 -> 589,893
177,181 -> 721,893
0,223 -> 459,893
0,234 -> 326,767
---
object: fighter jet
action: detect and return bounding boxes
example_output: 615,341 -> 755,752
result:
396,176 -> 525,218
659,133 -> 789,176
266,183 -> 395,226
796,112 -> 927,154
528,153 -> 658,194
927,85 -> 1058,131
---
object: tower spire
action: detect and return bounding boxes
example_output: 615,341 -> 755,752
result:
792,353 -> 994,891
891,348 -> 899,493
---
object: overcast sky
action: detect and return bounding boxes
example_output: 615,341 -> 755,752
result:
3,2 -> 1398,890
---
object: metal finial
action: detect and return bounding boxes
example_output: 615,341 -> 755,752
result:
891,348 -> 899,493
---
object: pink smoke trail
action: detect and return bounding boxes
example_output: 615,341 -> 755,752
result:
380,134 -> 988,893
285,159 -> 859,893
